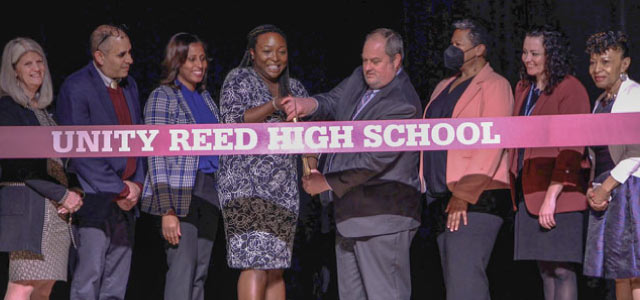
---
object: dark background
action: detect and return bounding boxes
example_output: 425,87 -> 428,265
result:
1,0 -> 638,299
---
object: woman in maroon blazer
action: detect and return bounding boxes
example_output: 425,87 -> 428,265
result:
509,27 -> 590,300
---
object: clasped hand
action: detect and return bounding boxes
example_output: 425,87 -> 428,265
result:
280,96 -> 317,121
302,169 -> 331,196
116,180 -> 141,211
58,190 -> 83,214
587,186 -> 610,211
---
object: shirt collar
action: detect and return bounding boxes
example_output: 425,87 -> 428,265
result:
93,61 -> 120,88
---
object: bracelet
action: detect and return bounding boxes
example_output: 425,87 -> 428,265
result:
69,187 -> 85,199
272,98 -> 279,111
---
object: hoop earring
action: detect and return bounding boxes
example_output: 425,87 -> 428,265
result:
620,72 -> 628,82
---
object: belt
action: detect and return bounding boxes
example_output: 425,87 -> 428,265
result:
0,182 -> 26,187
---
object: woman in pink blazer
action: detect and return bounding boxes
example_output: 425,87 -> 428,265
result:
509,27 -> 590,300
419,19 -> 513,300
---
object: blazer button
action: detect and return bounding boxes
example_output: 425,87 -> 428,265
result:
565,170 -> 570,174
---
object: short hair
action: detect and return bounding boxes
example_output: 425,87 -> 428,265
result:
585,31 -> 630,58
0,37 -> 53,109
238,24 -> 292,97
159,33 -> 209,92
453,19 -> 491,55
90,24 -> 129,54
520,26 -> 574,94
366,28 -> 404,61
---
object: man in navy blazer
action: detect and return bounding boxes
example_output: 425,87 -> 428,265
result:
282,28 -> 421,300
56,25 -> 143,300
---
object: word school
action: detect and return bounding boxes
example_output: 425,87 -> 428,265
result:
49,121 -> 500,155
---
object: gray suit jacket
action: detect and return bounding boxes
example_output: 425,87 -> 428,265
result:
312,67 -> 422,237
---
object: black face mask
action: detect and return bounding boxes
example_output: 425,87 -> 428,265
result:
443,45 -> 477,70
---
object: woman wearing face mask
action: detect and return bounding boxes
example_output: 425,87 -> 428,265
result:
582,31 -> 640,300
218,24 -> 308,300
140,33 -> 221,300
509,27 -> 590,300
0,37 -> 84,300
418,19 -> 514,300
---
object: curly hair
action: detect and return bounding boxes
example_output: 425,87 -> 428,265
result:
585,31 -> 630,58
519,26 -> 573,94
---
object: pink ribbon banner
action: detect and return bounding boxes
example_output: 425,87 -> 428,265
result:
1,113 -> 639,158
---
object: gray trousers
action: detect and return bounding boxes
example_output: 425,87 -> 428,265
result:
437,212 -> 503,300
164,194 -> 219,300
335,229 -> 417,300
70,208 -> 134,300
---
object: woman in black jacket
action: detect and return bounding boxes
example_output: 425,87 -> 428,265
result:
0,37 -> 83,300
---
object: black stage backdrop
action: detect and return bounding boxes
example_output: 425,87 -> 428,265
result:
1,1 -> 638,299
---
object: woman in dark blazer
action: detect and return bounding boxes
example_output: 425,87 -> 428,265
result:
0,37 -> 83,300
509,27 -> 590,300
140,33 -> 221,300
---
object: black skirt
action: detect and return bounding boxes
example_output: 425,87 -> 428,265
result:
514,201 -> 586,263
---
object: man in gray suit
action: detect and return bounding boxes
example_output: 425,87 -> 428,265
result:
282,28 -> 421,300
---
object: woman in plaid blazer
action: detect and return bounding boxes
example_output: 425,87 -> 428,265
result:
140,33 -> 221,300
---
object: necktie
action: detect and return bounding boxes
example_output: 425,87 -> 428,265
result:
352,90 -> 374,120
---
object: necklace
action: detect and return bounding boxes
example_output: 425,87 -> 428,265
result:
604,79 -> 623,105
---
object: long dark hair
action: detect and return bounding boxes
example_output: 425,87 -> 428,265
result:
239,24 -> 291,97
159,32 -> 208,92
519,25 -> 573,94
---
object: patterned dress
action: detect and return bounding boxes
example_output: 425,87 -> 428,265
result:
218,67 -> 308,269
9,199 -> 70,281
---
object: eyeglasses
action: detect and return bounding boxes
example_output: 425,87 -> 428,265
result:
96,24 -> 129,52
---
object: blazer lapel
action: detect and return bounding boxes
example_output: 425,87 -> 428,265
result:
529,92 -> 551,116
352,70 -> 404,120
423,76 -> 456,118
513,83 -> 528,116
451,64 -> 495,118
122,81 -> 139,124
202,91 -> 220,121
174,88 -> 196,123
87,64 -> 118,124
345,86 -> 367,120
452,81 -> 481,118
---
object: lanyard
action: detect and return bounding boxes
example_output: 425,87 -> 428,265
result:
523,84 -> 538,117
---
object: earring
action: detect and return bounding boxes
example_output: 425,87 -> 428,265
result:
620,72 -> 628,81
